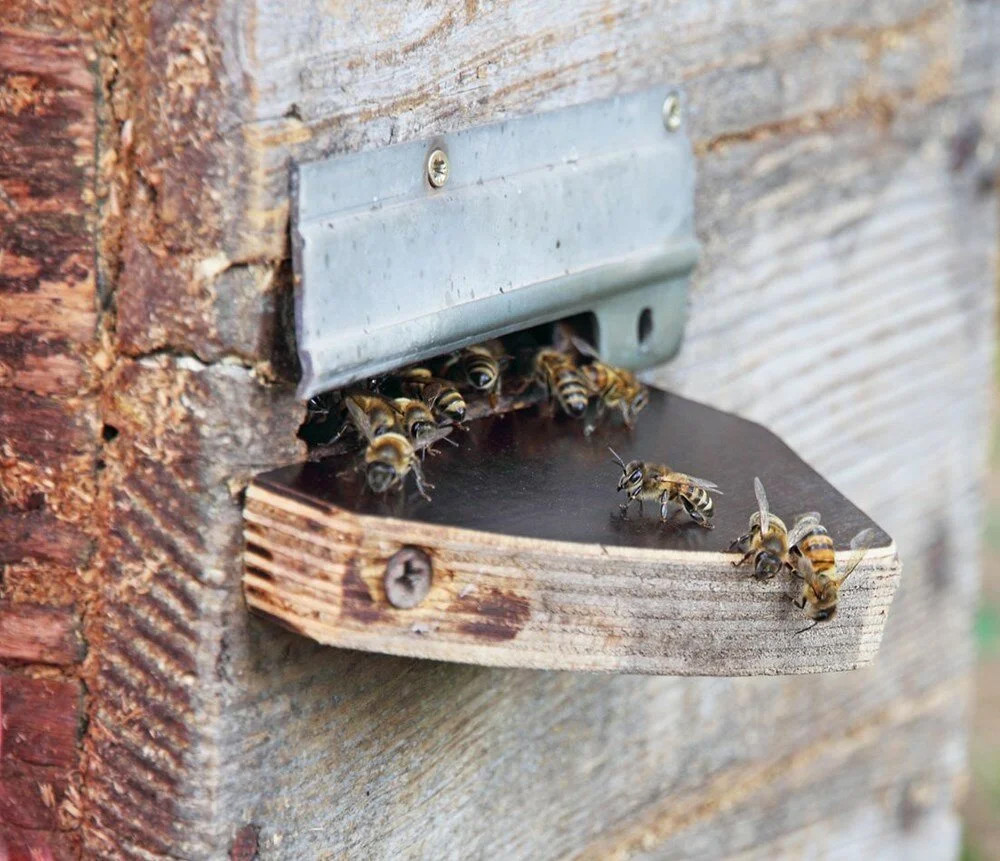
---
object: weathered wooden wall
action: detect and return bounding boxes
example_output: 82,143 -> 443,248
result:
1,0 -> 997,857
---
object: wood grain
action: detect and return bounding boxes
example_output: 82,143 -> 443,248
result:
0,0 -> 982,855
244,391 -> 900,675
223,114 -> 996,861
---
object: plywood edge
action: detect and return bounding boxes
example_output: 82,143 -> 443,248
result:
242,481 -> 900,676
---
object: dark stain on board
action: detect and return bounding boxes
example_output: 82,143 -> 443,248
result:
340,555 -> 383,624
453,588 -> 530,641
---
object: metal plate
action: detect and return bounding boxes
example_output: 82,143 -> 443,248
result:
293,86 -> 698,399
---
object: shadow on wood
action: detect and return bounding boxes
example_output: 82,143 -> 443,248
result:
243,390 -> 899,675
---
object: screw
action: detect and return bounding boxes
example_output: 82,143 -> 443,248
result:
662,92 -> 682,132
383,546 -> 433,608
426,148 -> 450,188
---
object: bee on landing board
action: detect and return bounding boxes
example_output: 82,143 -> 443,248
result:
789,519 -> 876,633
345,397 -> 433,500
533,348 -> 591,418
608,446 -> 721,529
398,367 -> 467,424
571,336 -> 650,432
730,477 -> 795,580
389,397 -> 457,456
441,343 -> 506,400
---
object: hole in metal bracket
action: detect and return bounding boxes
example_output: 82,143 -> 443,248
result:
637,308 -> 653,347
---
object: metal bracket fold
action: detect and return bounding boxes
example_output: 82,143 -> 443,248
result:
293,86 -> 698,399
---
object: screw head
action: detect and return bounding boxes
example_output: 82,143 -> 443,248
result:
383,546 -> 433,609
662,92 -> 682,132
426,148 -> 450,188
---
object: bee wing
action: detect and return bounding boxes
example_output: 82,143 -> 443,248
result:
786,512 -> 823,547
344,396 -> 377,443
662,472 -> 724,495
569,334 -> 600,359
753,477 -> 769,536
836,527 -> 877,585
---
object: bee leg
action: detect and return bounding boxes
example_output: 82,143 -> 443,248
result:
412,463 -> 434,502
732,551 -> 755,568
792,596 -> 807,610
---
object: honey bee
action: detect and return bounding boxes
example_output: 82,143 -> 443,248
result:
343,393 -> 397,437
345,398 -> 432,500
389,397 -> 439,445
441,343 -> 504,396
729,477 -> 794,580
399,367 -> 467,424
789,519 -> 876,632
608,446 -> 721,528
533,348 -> 590,418
571,336 -> 650,429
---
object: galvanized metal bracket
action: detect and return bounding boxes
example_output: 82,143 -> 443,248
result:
293,86 -> 698,399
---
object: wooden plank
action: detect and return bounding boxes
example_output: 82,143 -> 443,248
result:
244,390 -> 900,675
0,675 -> 80,768
0,604 -> 83,665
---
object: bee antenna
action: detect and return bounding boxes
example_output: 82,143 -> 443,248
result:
795,620 -> 819,635
607,446 -> 626,471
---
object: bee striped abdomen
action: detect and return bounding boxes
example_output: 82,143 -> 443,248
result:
683,484 -> 714,518
798,526 -> 836,573
555,367 -> 590,415
463,351 -> 499,391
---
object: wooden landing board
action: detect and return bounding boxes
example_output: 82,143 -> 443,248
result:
243,390 -> 899,675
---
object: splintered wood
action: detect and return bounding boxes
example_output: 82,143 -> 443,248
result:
244,391 -> 901,675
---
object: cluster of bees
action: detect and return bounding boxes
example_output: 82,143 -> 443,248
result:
304,332 -> 651,501
306,329 -> 874,632
608,452 -> 874,632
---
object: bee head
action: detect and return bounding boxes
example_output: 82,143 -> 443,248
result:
411,420 -> 435,440
754,551 -> 783,580
617,461 -> 643,494
366,462 -> 397,493
810,605 -> 836,623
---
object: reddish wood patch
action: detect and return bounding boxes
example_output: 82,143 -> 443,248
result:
0,603 -> 83,665
0,27 -> 96,396
230,824 -> 260,861
0,510 -> 93,568
0,675 -> 81,768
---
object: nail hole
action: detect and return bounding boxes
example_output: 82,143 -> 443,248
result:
101,423 -> 120,442
637,308 -> 653,346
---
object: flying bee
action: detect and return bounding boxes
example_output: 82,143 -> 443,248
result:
441,343 -> 505,397
790,522 -> 876,632
398,367 -> 467,424
730,477 -> 795,580
571,336 -> 650,430
608,446 -> 721,529
533,348 -> 590,418
345,398 -> 432,500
